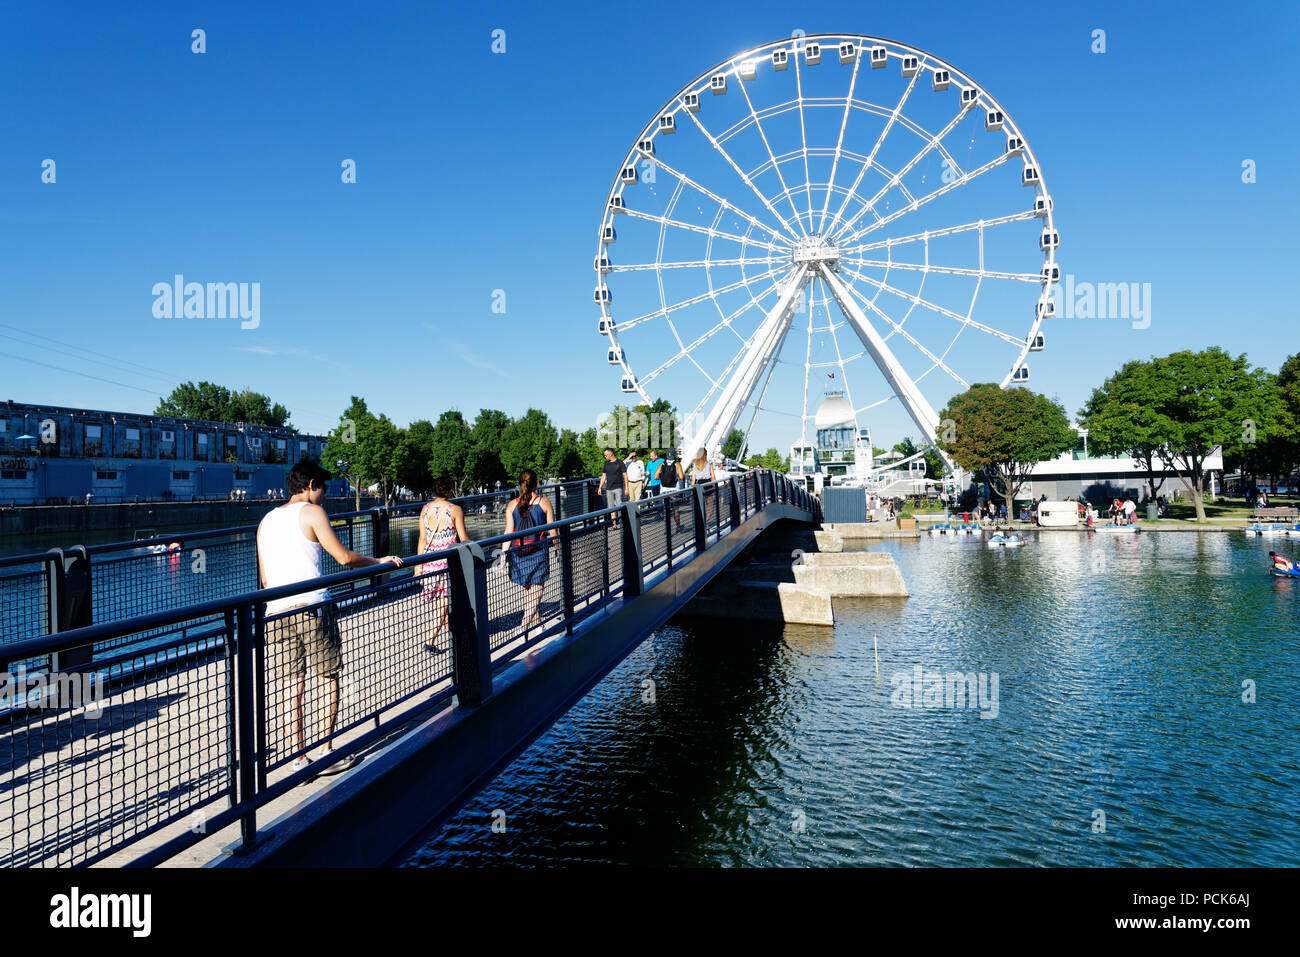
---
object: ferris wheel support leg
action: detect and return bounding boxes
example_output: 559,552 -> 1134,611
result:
817,265 -> 956,474
681,265 -> 811,459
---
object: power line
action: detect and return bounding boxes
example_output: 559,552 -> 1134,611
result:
0,350 -> 163,396
0,332 -> 176,386
0,322 -> 179,382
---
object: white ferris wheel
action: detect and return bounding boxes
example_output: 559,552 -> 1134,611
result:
593,34 -> 1058,471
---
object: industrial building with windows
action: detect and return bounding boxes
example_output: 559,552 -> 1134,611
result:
0,400 -> 330,505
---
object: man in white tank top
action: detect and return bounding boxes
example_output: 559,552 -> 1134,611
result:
257,460 -> 403,774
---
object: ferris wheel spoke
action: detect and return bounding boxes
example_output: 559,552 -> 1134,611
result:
816,53 -> 864,235
678,107 -> 804,242
840,274 -> 970,388
645,154 -> 792,244
792,53 -> 817,233
733,69 -> 810,238
830,103 -> 974,244
823,63 -> 924,237
640,269 -> 797,385
608,256 -> 786,273
837,264 -> 1024,347
837,152 -> 1014,246
614,264 -> 789,332
841,209 -> 1039,255
839,257 -> 1040,283
621,207 -> 789,254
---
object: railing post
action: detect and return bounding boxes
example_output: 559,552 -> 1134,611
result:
728,478 -> 741,529
620,502 -> 642,597
664,496 -> 673,569
693,484 -> 707,554
551,484 -> 562,520
559,523 -> 576,634
371,507 -> 390,558
46,546 -> 93,669
449,541 -> 492,707
234,601 -> 258,849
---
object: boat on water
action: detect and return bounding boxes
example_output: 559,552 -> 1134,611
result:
987,534 -> 1025,548
1245,523 -> 1287,537
1097,523 -> 1141,533
1269,566 -> 1300,578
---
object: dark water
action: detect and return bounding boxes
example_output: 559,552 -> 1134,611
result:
405,531 -> 1300,867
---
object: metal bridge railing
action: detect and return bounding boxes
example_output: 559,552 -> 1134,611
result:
0,478 -> 602,654
0,470 -> 820,867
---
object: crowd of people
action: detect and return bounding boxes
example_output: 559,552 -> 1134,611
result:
255,449 -> 744,773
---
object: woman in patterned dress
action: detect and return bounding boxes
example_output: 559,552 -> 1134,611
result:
417,475 -> 468,653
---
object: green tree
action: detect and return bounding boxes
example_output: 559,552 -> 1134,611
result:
321,397 -> 404,506
721,428 -> 746,461
464,409 -> 510,490
427,411 -> 472,488
550,428 -> 587,479
576,426 -> 605,478
1078,360 -> 1175,503
396,419 -> 437,496
938,384 -> 1076,516
743,447 -> 789,471
1146,349 -> 1278,521
156,381 -> 291,428
501,408 -> 559,479
598,397 -> 678,458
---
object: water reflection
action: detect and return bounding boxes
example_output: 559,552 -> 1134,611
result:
396,531 -> 1298,866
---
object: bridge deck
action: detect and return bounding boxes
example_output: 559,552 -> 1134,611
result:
0,473 -> 821,867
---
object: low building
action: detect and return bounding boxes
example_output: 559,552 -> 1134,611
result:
1017,428 -> 1224,503
0,400 -> 330,505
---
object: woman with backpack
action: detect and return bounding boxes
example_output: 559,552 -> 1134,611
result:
503,468 -> 557,635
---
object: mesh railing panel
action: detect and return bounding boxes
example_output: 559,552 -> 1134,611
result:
261,568 -> 453,771
482,533 -> 563,660
0,622 -> 234,867
0,564 -> 50,648
636,498 -> 668,576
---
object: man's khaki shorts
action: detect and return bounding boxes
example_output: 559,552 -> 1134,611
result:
266,604 -> 343,681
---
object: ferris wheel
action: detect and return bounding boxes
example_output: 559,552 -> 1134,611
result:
593,34 -> 1058,469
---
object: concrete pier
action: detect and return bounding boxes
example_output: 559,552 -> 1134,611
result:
681,524 -> 909,625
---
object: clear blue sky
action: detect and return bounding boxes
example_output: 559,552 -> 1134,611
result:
1,0 -> 1296,452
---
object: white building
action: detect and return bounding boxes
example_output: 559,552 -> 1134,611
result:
1017,427 -> 1223,502
790,391 -> 875,492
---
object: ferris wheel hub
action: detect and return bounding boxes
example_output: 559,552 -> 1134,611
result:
791,235 -> 841,267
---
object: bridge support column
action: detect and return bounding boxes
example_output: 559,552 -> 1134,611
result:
449,542 -> 492,706
620,503 -> 642,597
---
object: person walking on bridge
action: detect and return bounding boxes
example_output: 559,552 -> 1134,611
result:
598,448 -> 628,510
625,450 -> 646,501
416,475 -> 468,655
504,468 -> 557,636
257,460 -> 403,775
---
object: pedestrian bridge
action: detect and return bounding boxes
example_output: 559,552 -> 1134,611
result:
0,470 -> 820,867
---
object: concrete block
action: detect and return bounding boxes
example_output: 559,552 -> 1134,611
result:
684,581 -> 832,625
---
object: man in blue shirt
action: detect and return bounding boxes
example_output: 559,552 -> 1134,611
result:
645,449 -> 664,497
